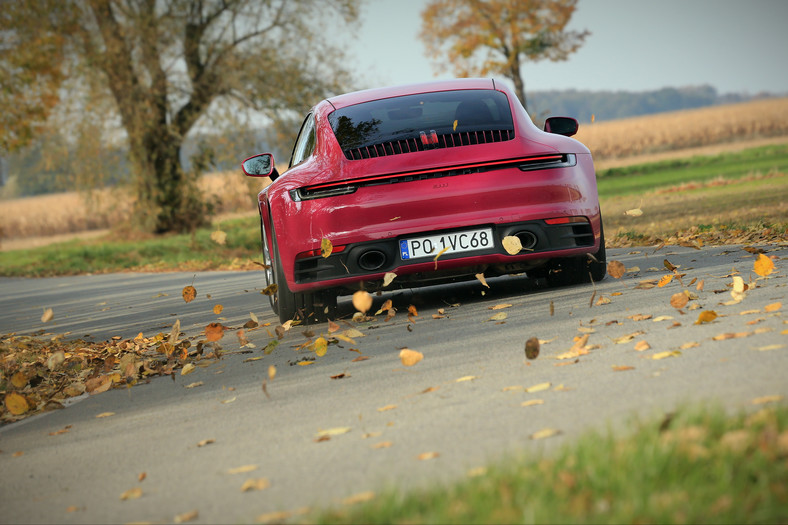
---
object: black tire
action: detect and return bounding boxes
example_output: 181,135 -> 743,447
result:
260,217 -> 277,314
546,219 -> 606,286
271,228 -> 337,325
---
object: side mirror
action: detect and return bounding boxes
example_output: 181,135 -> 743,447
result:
544,117 -> 578,137
242,153 -> 279,181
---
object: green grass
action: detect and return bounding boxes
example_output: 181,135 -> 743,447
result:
309,404 -> 788,524
596,143 -> 788,197
0,216 -> 262,277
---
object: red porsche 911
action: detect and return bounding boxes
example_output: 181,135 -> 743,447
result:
243,78 -> 605,324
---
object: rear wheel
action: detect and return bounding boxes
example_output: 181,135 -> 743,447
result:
271,229 -> 337,325
546,219 -> 607,286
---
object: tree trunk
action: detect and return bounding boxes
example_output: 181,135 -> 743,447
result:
508,56 -> 528,113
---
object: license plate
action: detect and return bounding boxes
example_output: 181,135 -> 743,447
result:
399,228 -> 494,260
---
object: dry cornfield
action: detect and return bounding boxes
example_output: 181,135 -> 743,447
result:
575,96 -> 788,160
1,97 -> 787,243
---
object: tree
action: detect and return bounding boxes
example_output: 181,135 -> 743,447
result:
0,0 -> 359,233
419,0 -> 589,112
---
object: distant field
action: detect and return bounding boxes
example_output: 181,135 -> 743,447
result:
0,97 -> 786,247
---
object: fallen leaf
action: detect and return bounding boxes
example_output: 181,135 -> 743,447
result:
268,365 -> 276,380
181,363 -> 196,376
753,254 -> 775,277
651,350 -> 681,360
174,510 -> 199,523
205,322 -> 225,342
712,332 -> 752,341
399,348 -> 423,366
221,396 -> 236,404
182,285 -> 196,303
752,395 -> 783,405
613,331 -> 645,344
634,340 -> 651,352
525,382 -> 551,393
502,236 -> 523,255
658,275 -> 674,288
316,427 -> 351,438
670,292 -> 689,309
695,311 -> 718,324
185,382 -> 203,388
530,428 -> 561,440
612,365 -> 635,371
213,304 -> 224,315
352,291 -> 373,314
764,302 -> 782,312
607,260 -> 625,278
4,393 -> 29,415
382,272 -> 397,287
41,307 -> 54,323
417,451 -> 440,460
372,441 -> 393,449
241,478 -> 270,492
321,238 -> 333,258
595,296 -> 611,305
342,491 -> 376,505
197,438 -> 215,447
226,465 -> 258,475
433,246 -> 449,268
456,375 -> 478,382
664,259 -> 677,272
624,208 -> 643,217
475,273 -> 490,288
488,312 -> 507,322
96,412 -> 115,418
377,404 -> 397,412
525,337 -> 540,360
679,342 -> 700,350
120,487 -> 143,501
210,229 -> 227,245
521,399 -> 545,407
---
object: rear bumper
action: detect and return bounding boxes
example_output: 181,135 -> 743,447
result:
290,216 -> 598,292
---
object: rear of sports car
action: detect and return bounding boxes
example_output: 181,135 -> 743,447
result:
261,79 -> 604,322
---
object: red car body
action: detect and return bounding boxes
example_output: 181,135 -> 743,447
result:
244,78 -> 605,323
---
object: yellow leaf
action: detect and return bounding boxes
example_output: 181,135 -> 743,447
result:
120,487 -> 143,501
399,348 -> 423,366
181,363 -> 196,376
316,427 -> 351,438
488,312 -> 507,322
475,273 -> 490,288
41,307 -> 54,323
456,375 -> 478,382
352,291 -> 373,314
670,292 -> 689,309
205,322 -> 225,342
227,465 -> 258,475
607,261 -> 625,278
297,361 -> 313,366
612,365 -> 635,371
377,404 -> 397,412
4,392 -> 29,415
10,371 -> 27,389
695,311 -> 718,324
241,478 -> 270,492
521,399 -> 545,407
530,428 -> 561,440
210,229 -> 227,245
213,304 -> 224,315
174,510 -> 199,524
342,491 -> 376,505
96,412 -> 115,418
752,395 -> 783,405
433,246 -> 449,266
502,235 -> 522,255
197,438 -> 215,447
764,302 -> 782,312
417,451 -> 440,460
182,285 -> 196,303
651,350 -> 681,360
624,208 -> 643,217
525,382 -> 551,393
753,253 -> 775,277
321,238 -> 333,258
634,340 -> 651,352
309,336 -> 327,357
613,331 -> 645,344
382,272 -> 397,287
657,274 -> 673,288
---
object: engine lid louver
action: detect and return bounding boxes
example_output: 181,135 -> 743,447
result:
343,128 -> 515,160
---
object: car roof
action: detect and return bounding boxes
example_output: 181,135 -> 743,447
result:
327,78 -> 500,109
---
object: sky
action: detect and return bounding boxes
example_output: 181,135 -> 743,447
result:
345,0 -> 788,95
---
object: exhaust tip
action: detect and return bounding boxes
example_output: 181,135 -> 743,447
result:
358,249 -> 387,271
513,231 -> 538,250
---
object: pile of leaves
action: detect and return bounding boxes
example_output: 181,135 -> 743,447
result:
607,222 -> 787,249
0,328 -> 213,423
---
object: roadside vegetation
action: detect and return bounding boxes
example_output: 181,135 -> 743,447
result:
307,403 -> 788,525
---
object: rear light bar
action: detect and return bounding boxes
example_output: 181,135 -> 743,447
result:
544,216 -> 588,225
290,154 -> 576,201
296,245 -> 347,259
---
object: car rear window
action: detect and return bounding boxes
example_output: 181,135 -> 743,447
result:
328,89 -> 515,160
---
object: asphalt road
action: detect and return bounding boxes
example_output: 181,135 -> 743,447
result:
1,244 -> 786,524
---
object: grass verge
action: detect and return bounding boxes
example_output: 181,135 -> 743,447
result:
306,403 -> 788,524
0,144 -> 786,277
